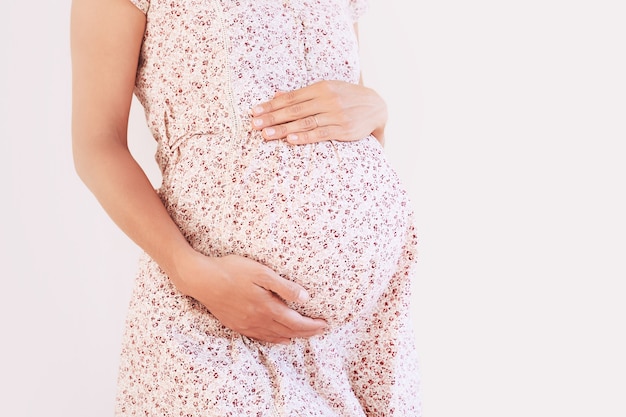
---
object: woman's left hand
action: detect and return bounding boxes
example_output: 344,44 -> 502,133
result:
251,80 -> 387,146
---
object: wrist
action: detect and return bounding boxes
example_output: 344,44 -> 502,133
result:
161,244 -> 207,294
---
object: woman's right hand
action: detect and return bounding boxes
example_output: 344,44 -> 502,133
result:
173,252 -> 328,344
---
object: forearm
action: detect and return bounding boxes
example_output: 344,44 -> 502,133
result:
73,138 -> 193,285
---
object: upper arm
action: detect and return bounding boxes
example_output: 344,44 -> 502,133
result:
70,0 -> 147,147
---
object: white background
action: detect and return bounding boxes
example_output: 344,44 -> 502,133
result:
1,0 -> 625,416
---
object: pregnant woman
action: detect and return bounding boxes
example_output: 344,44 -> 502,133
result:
71,0 -> 421,415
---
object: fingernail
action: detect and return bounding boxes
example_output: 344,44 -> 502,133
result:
297,289 -> 309,303
253,106 -> 264,115
287,134 -> 299,142
253,118 -> 263,127
264,127 -> 275,136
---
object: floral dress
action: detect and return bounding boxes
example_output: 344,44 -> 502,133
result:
115,0 -> 422,415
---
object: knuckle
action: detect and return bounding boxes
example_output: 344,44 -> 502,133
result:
268,304 -> 286,318
337,111 -> 351,125
285,282 -> 302,300
343,120 -> 357,135
329,95 -> 343,108
288,103 -> 303,116
284,90 -> 298,103
319,80 -> 332,93
266,113 -> 277,125
291,322 -> 310,333
317,127 -> 331,139
264,101 -> 275,112
274,124 -> 288,137
274,282 -> 295,301
302,116 -> 316,129
253,269 -> 274,288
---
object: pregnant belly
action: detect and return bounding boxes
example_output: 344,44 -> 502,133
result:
160,135 -> 415,325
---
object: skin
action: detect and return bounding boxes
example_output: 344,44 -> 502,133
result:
70,0 -> 388,344
251,79 -> 387,147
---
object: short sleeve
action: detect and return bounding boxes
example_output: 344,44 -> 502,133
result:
128,0 -> 150,14
348,0 -> 369,22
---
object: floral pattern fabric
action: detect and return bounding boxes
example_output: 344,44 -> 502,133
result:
116,0 -> 421,415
